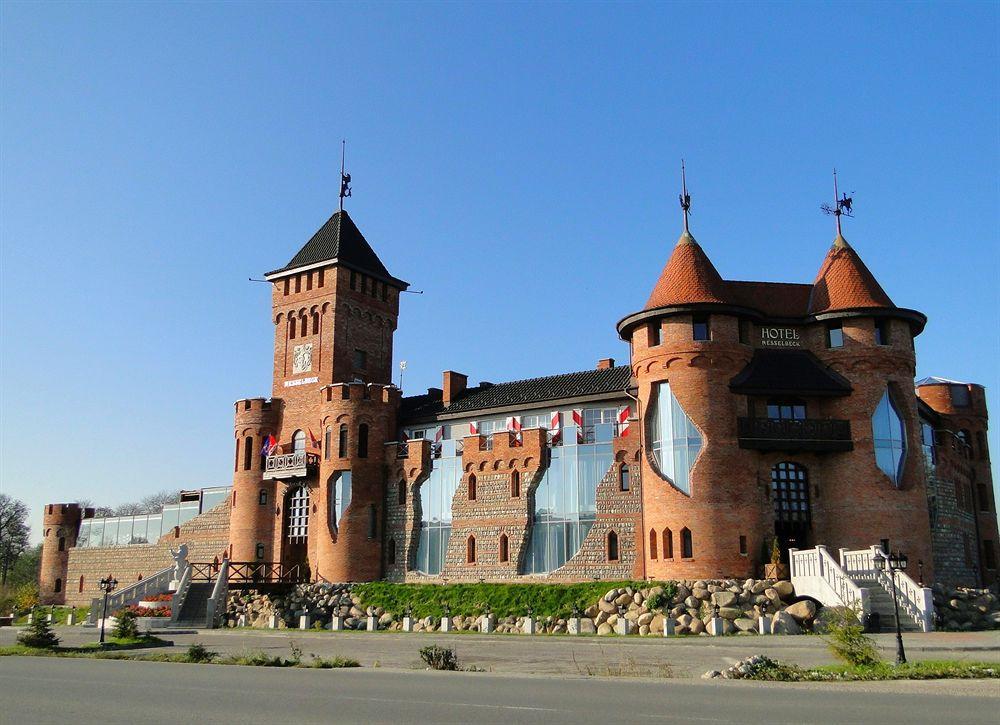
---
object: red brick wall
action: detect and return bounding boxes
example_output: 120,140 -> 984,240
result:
38,503 -> 84,605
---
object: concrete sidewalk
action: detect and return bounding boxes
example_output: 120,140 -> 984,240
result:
3,626 -> 998,678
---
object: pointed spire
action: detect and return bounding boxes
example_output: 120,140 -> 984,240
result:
808,235 -> 894,314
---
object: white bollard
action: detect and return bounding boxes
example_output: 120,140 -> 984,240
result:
402,615 -> 413,633
440,616 -> 452,633
757,616 -> 772,635
567,616 -> 581,635
367,615 -> 377,632
268,614 -> 279,629
662,617 -> 675,636
329,615 -> 344,631
66,611 -> 76,626
237,614 -> 247,628
708,617 -> 725,636
615,618 -> 632,636
299,613 -> 311,630
480,615 -> 494,634
46,612 -> 54,623
26,612 -> 34,624
522,616 -> 535,635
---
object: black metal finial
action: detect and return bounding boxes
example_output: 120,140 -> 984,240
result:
679,159 -> 692,233
339,139 -> 352,212
820,168 -> 854,236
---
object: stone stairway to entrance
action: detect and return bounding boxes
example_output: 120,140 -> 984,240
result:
173,583 -> 213,628
851,577 -> 924,632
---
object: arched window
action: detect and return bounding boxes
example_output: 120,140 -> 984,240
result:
649,382 -> 701,495
368,504 -> 377,539
58,537 -> 65,552
258,489 -> 267,506
468,474 -> 477,501
681,527 -> 693,558
388,538 -> 396,565
358,424 -> 369,458
312,313 -> 319,335
871,389 -> 906,486
959,430 -> 973,459
511,470 -> 520,498
663,529 -> 673,558
54,578 -> 62,593
324,426 -> 332,460
649,529 -> 657,559
397,480 -> 406,505
232,490 -> 237,508
607,531 -> 619,561
289,318 -> 296,340
244,435 -> 254,470
286,486 -> 309,543
79,576 -> 85,593
234,437 -> 240,472
467,535 -> 476,563
255,543 -> 265,560
339,424 -> 348,458
619,464 -> 630,491
292,430 -> 306,454
499,533 -> 509,563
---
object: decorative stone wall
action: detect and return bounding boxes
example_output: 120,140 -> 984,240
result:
383,439 -> 431,581
62,501 -> 231,608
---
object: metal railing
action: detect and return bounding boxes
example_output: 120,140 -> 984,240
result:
263,451 -> 318,480
189,561 -> 307,585
88,566 -> 175,624
839,546 -> 934,632
789,546 -> 870,619
737,417 -> 852,451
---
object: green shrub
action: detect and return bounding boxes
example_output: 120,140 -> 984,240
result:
310,655 -> 361,668
821,606 -> 881,667
17,615 -> 59,649
13,583 -> 38,613
419,645 -> 458,671
220,649 -> 291,667
185,643 -> 216,663
113,609 -> 139,640
645,584 -> 678,612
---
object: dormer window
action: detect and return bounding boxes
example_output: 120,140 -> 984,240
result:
826,322 -> 844,348
692,314 -> 710,341
874,319 -> 890,346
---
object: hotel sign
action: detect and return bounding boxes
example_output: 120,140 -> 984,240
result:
760,327 -> 802,348
284,376 -> 319,388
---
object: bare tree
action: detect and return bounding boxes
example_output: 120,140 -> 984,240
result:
138,490 -> 180,514
0,494 -> 30,585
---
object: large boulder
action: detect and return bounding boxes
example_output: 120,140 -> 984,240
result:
734,617 -> 757,633
773,580 -> 795,600
689,617 -> 706,634
718,607 -> 741,620
771,610 -> 802,635
597,623 -> 613,636
784,599 -> 817,624
711,591 -> 737,608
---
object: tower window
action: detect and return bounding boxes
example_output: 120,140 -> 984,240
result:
318,269 -> 324,288
388,538 -> 396,565
681,527 -> 693,558
258,489 -> 268,506
289,319 -> 296,340
826,322 -> 844,348
692,314 -> 710,341
874,319 -> 890,345
649,529 -> 657,559
649,322 -> 661,346
255,543 -> 265,560
350,271 -> 357,290
357,424 -> 369,458
663,529 -> 673,558
368,504 -> 377,539
353,349 -> 367,371
54,578 -> 62,593
306,273 -> 313,291
324,426 -> 332,460
607,531 -> 619,561
467,535 -> 476,564
468,474 -> 477,501
292,430 -> 306,454
283,279 -> 290,296
739,535 -> 748,555
58,537 -> 65,552
499,533 -> 509,563
619,464 -> 630,491
244,435 -> 254,470
294,275 -> 301,293
312,314 -> 319,335
339,424 -> 348,458
511,470 -> 520,498
381,283 -> 388,302
398,480 -> 406,505
79,576 -> 85,593
978,484 -> 992,513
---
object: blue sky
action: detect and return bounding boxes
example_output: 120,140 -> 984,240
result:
2,2 -> 997,543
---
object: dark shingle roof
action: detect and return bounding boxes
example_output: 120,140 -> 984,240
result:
401,365 -> 632,422
266,210 -> 407,287
729,349 -> 852,397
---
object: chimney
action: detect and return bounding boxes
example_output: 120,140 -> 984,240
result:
442,370 -> 468,407
596,358 -> 615,370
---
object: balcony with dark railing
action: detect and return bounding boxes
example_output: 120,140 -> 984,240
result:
263,451 -> 319,480
737,417 -> 853,452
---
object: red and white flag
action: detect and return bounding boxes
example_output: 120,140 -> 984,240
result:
308,429 -> 321,450
572,408 -> 584,443
505,416 -> 523,446
549,411 -> 561,443
617,406 -> 631,437
469,421 -> 479,436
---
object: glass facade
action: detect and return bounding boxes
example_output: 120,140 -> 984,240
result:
415,441 -> 463,574
921,420 -> 936,468
524,428 -> 613,574
872,389 -> 906,486
74,486 -> 231,548
649,382 -> 701,495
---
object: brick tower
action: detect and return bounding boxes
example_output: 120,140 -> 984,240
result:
38,503 -> 88,604
229,209 -> 408,582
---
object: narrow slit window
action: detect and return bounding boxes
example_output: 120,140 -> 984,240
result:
607,531 -> 619,561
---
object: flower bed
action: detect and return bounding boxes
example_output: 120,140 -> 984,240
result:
122,604 -> 171,618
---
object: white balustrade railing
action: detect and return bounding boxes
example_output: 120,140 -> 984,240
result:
839,546 -> 934,632
205,559 -> 229,629
169,563 -> 193,625
88,566 -> 174,624
789,546 -> 871,619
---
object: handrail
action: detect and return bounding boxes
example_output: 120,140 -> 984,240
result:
88,566 -> 175,623
839,546 -> 934,632
205,558 -> 230,629
789,546 -> 870,620
169,563 -> 193,625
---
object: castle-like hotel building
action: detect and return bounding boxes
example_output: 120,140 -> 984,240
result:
40,202 -> 998,605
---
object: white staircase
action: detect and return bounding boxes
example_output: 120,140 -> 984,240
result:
789,545 -> 933,632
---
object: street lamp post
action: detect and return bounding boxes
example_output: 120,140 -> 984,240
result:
98,575 -> 118,645
874,549 -> 908,665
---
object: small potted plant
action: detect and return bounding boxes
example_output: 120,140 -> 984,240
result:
763,537 -> 788,579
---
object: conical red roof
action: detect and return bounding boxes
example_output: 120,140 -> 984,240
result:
807,235 -> 893,314
645,231 -> 727,309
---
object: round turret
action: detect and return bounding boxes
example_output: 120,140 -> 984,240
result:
39,503 -> 84,604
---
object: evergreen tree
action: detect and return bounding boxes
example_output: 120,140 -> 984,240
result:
17,610 -> 60,649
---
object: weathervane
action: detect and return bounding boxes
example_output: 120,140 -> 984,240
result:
339,139 -> 352,212
679,159 -> 692,233
820,168 -> 853,236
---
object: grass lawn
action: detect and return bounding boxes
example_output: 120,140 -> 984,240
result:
802,660 -> 1000,681
13,606 -> 90,626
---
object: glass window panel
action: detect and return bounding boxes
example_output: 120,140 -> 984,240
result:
77,520 -> 91,548
116,517 -> 133,546
871,389 -> 906,486
102,518 -> 119,547
161,505 -> 180,531
131,516 -> 149,545
88,520 -> 103,548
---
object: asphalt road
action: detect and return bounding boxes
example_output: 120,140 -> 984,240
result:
1,656 -> 998,725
